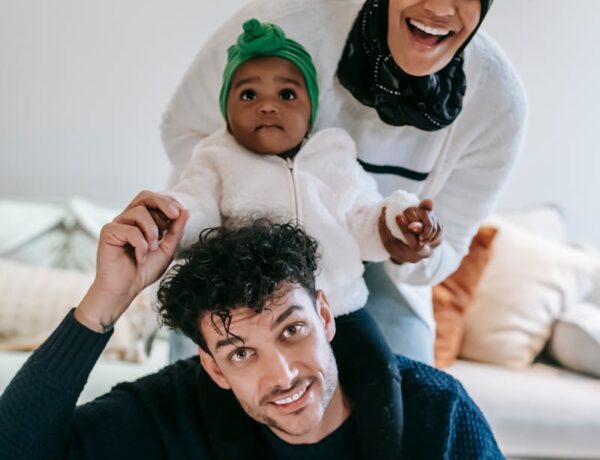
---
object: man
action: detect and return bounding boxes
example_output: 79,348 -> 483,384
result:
0,193 -> 502,459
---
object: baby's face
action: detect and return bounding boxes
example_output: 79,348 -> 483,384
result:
227,56 -> 311,156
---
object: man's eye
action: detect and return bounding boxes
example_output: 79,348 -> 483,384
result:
280,89 -> 296,101
282,323 -> 305,338
240,89 -> 256,101
230,348 -> 254,362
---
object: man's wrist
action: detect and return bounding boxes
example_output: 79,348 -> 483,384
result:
74,284 -> 132,333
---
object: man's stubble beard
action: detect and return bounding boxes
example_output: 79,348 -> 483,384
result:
239,346 -> 339,437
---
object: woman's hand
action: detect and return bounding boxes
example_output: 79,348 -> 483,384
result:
378,199 -> 444,264
75,191 -> 189,333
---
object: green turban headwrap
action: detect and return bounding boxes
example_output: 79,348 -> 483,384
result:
219,18 -> 319,126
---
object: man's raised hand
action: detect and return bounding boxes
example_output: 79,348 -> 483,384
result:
75,191 -> 188,333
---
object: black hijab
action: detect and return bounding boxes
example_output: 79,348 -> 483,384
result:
337,0 -> 493,130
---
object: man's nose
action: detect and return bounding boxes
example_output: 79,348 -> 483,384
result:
422,0 -> 456,17
261,350 -> 298,390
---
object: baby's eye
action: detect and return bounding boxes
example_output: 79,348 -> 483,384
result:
282,323 -> 305,339
240,89 -> 256,101
280,89 -> 297,101
230,347 -> 255,362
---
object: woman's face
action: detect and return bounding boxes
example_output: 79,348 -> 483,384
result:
387,0 -> 481,76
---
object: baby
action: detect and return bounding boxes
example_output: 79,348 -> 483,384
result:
169,18 -> 441,318
163,18 -> 442,455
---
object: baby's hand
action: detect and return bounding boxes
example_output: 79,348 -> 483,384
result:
397,199 -> 443,247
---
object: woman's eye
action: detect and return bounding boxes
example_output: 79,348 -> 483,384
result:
280,89 -> 296,101
230,348 -> 254,362
282,323 -> 304,338
240,89 -> 256,101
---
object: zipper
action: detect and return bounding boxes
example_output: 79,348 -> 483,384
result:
285,157 -> 300,221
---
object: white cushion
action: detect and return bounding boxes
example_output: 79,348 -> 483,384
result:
549,301 -> 600,378
63,197 -> 118,272
0,200 -> 67,267
498,204 -> 567,242
0,258 -> 155,362
460,216 -> 596,368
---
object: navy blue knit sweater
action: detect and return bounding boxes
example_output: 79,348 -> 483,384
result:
0,311 -> 503,459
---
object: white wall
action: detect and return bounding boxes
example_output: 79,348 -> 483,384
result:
0,0 -> 246,207
1,1 -> 599,243
483,0 -> 600,244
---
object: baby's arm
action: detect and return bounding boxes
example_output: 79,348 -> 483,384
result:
345,175 -> 421,262
167,137 -> 223,247
316,128 -> 422,261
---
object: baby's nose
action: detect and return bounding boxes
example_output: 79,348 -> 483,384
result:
259,102 -> 278,114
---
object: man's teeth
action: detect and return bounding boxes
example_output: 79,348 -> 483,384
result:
409,19 -> 450,36
273,387 -> 307,406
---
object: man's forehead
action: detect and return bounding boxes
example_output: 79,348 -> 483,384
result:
200,285 -> 314,342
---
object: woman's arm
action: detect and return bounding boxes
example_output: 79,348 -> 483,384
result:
385,92 -> 528,285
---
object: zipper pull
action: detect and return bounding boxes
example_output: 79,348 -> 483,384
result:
286,157 -> 293,170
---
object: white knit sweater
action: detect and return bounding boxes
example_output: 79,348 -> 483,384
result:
168,128 -> 419,316
161,0 -> 527,327
169,128 -> 419,316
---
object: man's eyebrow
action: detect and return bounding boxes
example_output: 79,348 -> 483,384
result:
233,76 -> 260,89
271,305 -> 304,330
275,76 -> 302,87
215,336 -> 245,351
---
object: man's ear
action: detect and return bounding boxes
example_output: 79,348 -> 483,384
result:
198,347 -> 231,390
316,290 -> 336,342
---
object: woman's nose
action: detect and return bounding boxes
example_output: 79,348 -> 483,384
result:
422,0 -> 456,17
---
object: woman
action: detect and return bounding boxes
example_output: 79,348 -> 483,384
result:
161,0 -> 527,364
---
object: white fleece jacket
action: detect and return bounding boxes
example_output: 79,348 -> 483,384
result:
161,0 -> 528,328
169,128 -> 419,316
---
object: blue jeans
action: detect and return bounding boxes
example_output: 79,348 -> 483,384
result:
363,262 -> 434,364
168,262 -> 434,365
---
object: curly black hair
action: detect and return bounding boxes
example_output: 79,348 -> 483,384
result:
156,220 -> 321,352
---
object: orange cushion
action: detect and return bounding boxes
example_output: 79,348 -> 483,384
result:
433,226 -> 497,368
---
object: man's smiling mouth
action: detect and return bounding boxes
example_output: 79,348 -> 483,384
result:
268,381 -> 313,409
273,386 -> 307,405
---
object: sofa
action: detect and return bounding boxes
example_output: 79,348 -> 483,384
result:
1,199 -> 599,459
435,206 -> 600,459
448,360 -> 600,459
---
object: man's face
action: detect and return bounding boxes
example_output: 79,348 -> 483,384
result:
198,286 -> 348,444
226,56 -> 312,156
387,0 -> 481,76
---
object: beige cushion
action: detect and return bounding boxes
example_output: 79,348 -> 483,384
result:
0,258 -> 154,362
460,216 -> 596,368
433,226 -> 498,368
549,301 -> 600,378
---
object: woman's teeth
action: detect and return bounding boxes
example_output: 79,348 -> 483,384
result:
409,19 -> 451,37
273,387 -> 307,405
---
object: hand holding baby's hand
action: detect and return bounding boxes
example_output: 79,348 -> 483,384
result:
396,199 -> 444,248
378,198 -> 444,264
